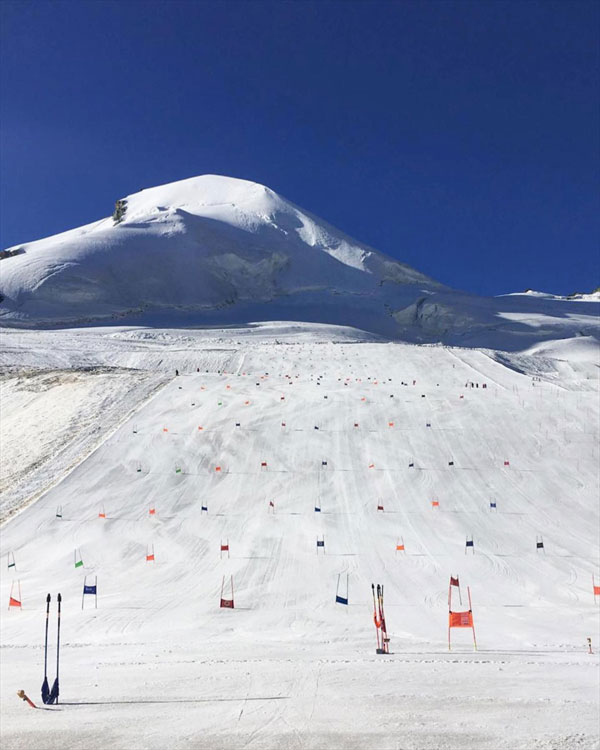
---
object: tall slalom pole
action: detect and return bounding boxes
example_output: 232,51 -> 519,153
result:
48,593 -> 61,704
378,584 -> 389,654
41,594 -> 51,704
371,584 -> 381,652
468,587 -> 477,651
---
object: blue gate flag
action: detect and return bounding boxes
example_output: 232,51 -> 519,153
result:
335,595 -> 348,605
83,585 -> 97,595
490,501 -> 497,508
201,505 -> 208,512
466,539 -> 474,547
314,506 -> 321,512
316,540 -> 325,547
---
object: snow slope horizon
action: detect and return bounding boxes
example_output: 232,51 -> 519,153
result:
1,174 -> 598,350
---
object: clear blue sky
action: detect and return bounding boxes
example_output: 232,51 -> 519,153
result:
1,0 -> 598,295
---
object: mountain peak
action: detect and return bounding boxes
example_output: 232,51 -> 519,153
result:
118,174 -> 291,238
125,174 -> 279,216
0,174 -> 438,331
3,175 -> 596,349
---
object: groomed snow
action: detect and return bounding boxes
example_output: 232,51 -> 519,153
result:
0,325 -> 598,749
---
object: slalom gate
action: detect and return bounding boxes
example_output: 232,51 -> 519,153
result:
448,575 -> 462,606
448,585 -> 477,650
82,576 -> 98,610
8,580 -> 22,610
220,576 -> 234,609
536,535 -> 545,552
335,573 -> 348,605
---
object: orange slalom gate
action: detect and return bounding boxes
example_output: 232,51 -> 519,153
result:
8,581 -> 22,610
448,586 -> 477,650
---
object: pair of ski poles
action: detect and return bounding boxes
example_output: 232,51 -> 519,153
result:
42,593 -> 61,705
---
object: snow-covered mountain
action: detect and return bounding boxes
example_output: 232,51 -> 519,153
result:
1,175 -> 598,349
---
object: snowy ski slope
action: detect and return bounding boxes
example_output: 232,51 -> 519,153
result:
1,332 -> 599,749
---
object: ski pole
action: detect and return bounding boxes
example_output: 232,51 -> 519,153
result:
41,594 -> 51,704
49,593 -> 61,704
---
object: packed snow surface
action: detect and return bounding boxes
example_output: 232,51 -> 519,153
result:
0,324 -> 598,749
2,175 -> 598,348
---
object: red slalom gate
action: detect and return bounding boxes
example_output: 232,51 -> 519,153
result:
220,576 -> 234,609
